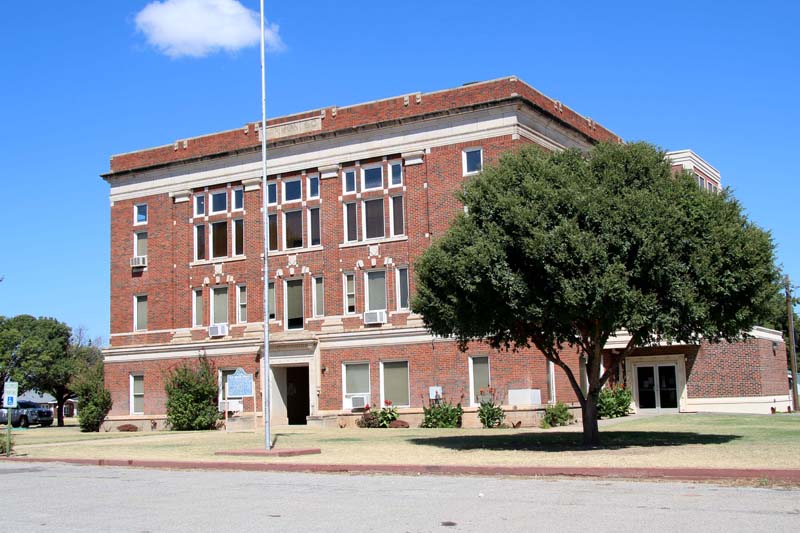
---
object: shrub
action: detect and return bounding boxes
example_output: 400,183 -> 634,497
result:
73,362 -> 113,432
597,385 -> 632,419
356,405 -> 380,428
165,357 -> 220,431
541,401 -> 574,428
356,401 -> 399,428
477,387 -> 505,428
421,398 -> 463,428
0,434 -> 13,456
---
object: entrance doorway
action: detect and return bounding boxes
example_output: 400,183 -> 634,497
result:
635,364 -> 678,411
285,366 -> 310,425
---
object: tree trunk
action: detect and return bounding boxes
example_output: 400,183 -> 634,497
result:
581,395 -> 600,447
56,397 -> 65,427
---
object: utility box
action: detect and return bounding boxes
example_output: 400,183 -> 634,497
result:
508,388 -> 541,406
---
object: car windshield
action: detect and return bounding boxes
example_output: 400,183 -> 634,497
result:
17,401 -> 38,408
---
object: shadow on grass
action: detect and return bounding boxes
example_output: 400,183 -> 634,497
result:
409,431 -> 741,451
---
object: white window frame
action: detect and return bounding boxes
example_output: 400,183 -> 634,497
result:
210,190 -> 228,214
194,224 -> 206,261
395,266 -> 410,310
361,163 -> 384,191
232,218 -> 244,256
210,220 -> 228,259
133,294 -> 147,332
130,374 -> 144,415
192,288 -> 203,328
342,362 -> 370,409
307,207 -> 321,247
232,187 -> 244,211
388,160 -> 403,187
343,202 -> 358,243
343,272 -> 356,315
267,182 -> 278,205
236,284 -> 247,324
306,173 -> 320,199
283,209 -> 303,250
361,197 -> 385,241
342,168 -> 357,194
462,147 -> 483,176
364,269 -> 387,312
389,195 -> 404,237
134,231 -> 148,258
194,194 -> 206,217
468,356 -> 491,407
380,360 -> 410,408
210,286 -> 229,326
312,276 -> 324,317
282,177 -> 302,203
134,203 -> 148,225
284,278 -> 304,331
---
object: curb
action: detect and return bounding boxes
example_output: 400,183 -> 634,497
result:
2,457 -> 800,483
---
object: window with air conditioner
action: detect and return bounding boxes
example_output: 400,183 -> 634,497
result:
211,286 -> 228,326
134,231 -> 148,258
365,271 -> 386,312
343,362 -> 370,409
382,361 -> 410,407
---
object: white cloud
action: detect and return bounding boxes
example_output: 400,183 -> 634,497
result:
135,0 -> 285,58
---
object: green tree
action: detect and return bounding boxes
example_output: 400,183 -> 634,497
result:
72,359 -> 112,432
412,142 -> 776,446
165,357 -> 220,431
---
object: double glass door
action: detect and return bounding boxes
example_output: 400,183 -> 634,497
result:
635,364 -> 678,410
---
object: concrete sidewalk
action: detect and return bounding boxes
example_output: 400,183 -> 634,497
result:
3,456 -> 799,484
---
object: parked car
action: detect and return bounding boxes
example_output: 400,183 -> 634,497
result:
0,401 -> 54,428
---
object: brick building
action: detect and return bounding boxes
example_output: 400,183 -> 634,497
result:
102,77 -> 790,429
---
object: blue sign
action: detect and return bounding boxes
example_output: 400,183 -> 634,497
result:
226,368 -> 254,398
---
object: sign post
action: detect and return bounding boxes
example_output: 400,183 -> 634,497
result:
223,368 -> 255,432
5,381 -> 18,457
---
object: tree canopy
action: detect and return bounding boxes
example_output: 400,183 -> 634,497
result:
412,142 -> 777,445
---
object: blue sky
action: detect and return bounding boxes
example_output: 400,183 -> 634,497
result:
1,1 -> 798,344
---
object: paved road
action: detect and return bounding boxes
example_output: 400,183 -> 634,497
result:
2,462 -> 798,532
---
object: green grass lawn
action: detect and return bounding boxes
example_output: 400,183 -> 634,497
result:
6,414 -> 800,470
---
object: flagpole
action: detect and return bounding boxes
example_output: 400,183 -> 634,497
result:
259,0 -> 271,450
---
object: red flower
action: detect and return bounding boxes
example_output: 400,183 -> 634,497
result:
479,388 -> 485,395
364,404 -> 370,410
384,399 -> 392,406
488,387 -> 496,394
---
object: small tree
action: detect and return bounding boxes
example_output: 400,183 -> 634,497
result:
165,357 -> 219,431
413,142 -> 776,446
72,361 -> 112,432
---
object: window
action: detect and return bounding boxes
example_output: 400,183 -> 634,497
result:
362,165 -> 383,190
134,231 -> 148,257
343,169 -> 356,193
285,279 -> 304,330
211,221 -> 228,258
390,196 -> 404,236
193,289 -> 203,327
211,191 -> 227,213
396,267 -> 409,310
344,362 -> 369,404
307,175 -> 320,199
194,225 -> 206,261
313,276 -> 324,317
237,285 -> 247,323
389,161 -> 403,186
134,295 -> 148,331
344,273 -> 356,314
233,219 -> 244,256
463,147 -> 483,175
233,188 -> 244,210
194,195 -> 205,216
267,182 -> 277,205
694,174 -> 705,188
268,214 -> 278,251
344,203 -> 358,242
134,204 -> 148,225
130,375 -> 144,415
211,286 -> 228,325
283,178 -> 302,202
382,361 -> 409,407
365,270 -> 386,312
284,210 -> 303,249
470,356 -> 490,406
268,281 -> 276,320
364,198 -> 384,240
309,208 -> 321,246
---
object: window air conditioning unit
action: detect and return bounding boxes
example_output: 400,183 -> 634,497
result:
363,310 -> 387,325
130,256 -> 148,268
208,324 -> 228,338
348,395 -> 369,410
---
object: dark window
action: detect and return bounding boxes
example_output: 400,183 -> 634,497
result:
363,166 -> 383,190
285,211 -> 303,249
392,196 -> 404,236
465,149 -> 482,174
364,198 -> 384,239
195,225 -> 206,260
268,182 -> 277,204
397,267 -> 409,309
345,203 -> 357,242
309,207 -> 321,246
211,191 -> 227,212
309,176 -> 319,198
234,219 -> 244,256
211,221 -> 227,258
268,214 -> 278,251
284,180 -> 301,202
268,282 -> 275,320
233,189 -> 243,210
286,279 -> 304,330
390,163 -> 402,186
344,170 -> 356,193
